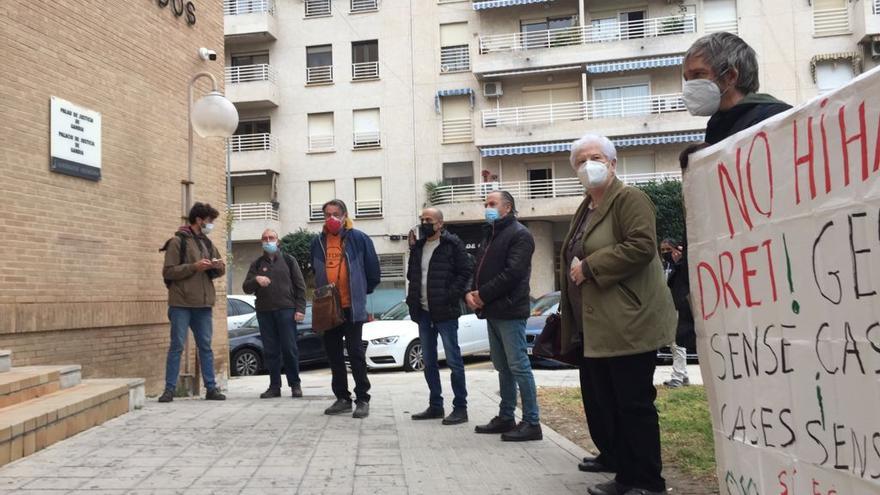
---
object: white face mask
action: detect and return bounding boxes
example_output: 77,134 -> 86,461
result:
577,160 -> 610,189
202,222 -> 215,235
682,78 -> 722,116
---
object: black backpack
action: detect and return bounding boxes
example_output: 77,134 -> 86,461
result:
159,232 -> 189,288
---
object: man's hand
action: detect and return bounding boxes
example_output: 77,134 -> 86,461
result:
569,260 -> 586,286
211,258 -> 225,269
671,246 -> 683,263
294,312 -> 305,322
465,291 -> 484,310
678,142 -> 709,170
255,275 -> 271,287
194,259 -> 214,272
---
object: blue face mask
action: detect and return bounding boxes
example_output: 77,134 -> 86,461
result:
484,207 -> 500,223
262,242 -> 278,254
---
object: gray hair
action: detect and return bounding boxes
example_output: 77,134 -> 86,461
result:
685,32 -> 759,94
569,133 -> 617,168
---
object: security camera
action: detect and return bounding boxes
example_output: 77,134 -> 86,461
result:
198,48 -> 218,61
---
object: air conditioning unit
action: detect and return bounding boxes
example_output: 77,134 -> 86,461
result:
871,40 -> 880,60
483,81 -> 503,97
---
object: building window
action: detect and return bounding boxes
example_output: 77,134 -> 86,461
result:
591,83 -> 650,119
617,153 -> 655,177
353,108 -> 381,149
308,113 -> 335,152
350,0 -> 378,14
520,15 -> 578,50
227,52 -> 272,85
309,180 -> 335,221
815,60 -> 854,93
305,0 -> 331,18
703,0 -> 738,34
442,162 -> 474,186
231,119 -> 271,152
352,40 -> 379,81
378,254 -> 405,281
355,177 -> 383,218
440,95 -> 473,144
440,23 -> 470,73
306,45 -> 333,85
813,0 -> 850,37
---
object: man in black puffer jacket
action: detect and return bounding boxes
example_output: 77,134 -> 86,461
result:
466,191 -> 542,442
406,208 -> 474,425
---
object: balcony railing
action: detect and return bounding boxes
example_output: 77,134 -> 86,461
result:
479,14 -> 696,54
351,0 -> 378,13
308,134 -> 335,152
224,0 -> 275,16
353,131 -> 381,149
228,133 -> 278,152
352,61 -> 380,81
704,19 -> 738,35
306,65 -> 334,85
225,64 -> 277,84
430,172 -> 681,205
231,202 -> 279,221
482,94 -> 686,128
441,118 -> 473,143
355,199 -> 383,218
440,45 -> 471,73
305,0 -> 331,17
813,8 -> 850,36
309,204 -> 325,221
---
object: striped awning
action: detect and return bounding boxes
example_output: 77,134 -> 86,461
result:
483,65 -> 583,79
586,55 -> 684,74
479,132 -> 705,157
809,52 -> 862,83
435,88 -> 475,113
472,0 -> 550,10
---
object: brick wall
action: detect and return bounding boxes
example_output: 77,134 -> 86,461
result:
0,0 -> 229,395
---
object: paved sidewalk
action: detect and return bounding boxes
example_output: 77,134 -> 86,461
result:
0,365 -> 617,494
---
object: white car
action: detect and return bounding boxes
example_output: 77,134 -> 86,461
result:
360,301 -> 490,371
227,294 -> 256,331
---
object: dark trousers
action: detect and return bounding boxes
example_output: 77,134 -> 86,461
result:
579,356 -> 616,470
322,308 -> 371,403
582,351 -> 664,492
256,309 -> 300,390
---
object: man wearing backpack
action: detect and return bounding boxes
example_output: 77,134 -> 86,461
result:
159,202 -> 226,403
242,229 -> 307,399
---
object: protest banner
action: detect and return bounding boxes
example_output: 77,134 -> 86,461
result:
685,66 -> 880,495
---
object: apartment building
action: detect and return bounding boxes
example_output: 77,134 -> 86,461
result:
223,0 -> 880,299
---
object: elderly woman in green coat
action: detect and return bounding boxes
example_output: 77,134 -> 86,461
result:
559,133 -> 677,495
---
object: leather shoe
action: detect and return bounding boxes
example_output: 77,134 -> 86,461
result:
474,416 -> 516,434
260,388 -> 281,399
442,408 -> 468,425
579,459 -> 615,473
500,421 -> 542,442
291,385 -> 303,398
621,489 -> 665,495
588,480 -> 626,495
412,407 -> 445,420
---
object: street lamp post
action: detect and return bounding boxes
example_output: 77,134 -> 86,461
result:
181,71 -> 239,396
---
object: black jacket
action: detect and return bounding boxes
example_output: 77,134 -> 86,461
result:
667,251 -> 695,349
705,93 -> 792,145
472,214 -> 534,320
242,252 -> 307,313
406,231 -> 473,322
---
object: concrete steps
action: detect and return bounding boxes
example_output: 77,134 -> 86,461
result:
0,350 -> 144,467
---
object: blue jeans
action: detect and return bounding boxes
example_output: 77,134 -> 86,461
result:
416,309 -> 467,410
164,307 -> 217,391
256,309 -> 300,389
487,318 -> 539,425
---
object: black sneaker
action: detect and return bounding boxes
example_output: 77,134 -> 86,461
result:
260,388 -> 281,399
291,385 -> 303,398
353,401 -> 370,419
442,408 -> 468,425
501,421 -> 543,442
411,407 -> 445,420
157,389 -> 174,403
474,416 -> 516,434
324,399 -> 353,415
205,388 -> 226,401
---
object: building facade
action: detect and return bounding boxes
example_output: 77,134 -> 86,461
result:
224,0 -> 880,298
1,0 -> 230,394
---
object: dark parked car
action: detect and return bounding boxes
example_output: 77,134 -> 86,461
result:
229,305 -> 327,376
524,292 -> 572,368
